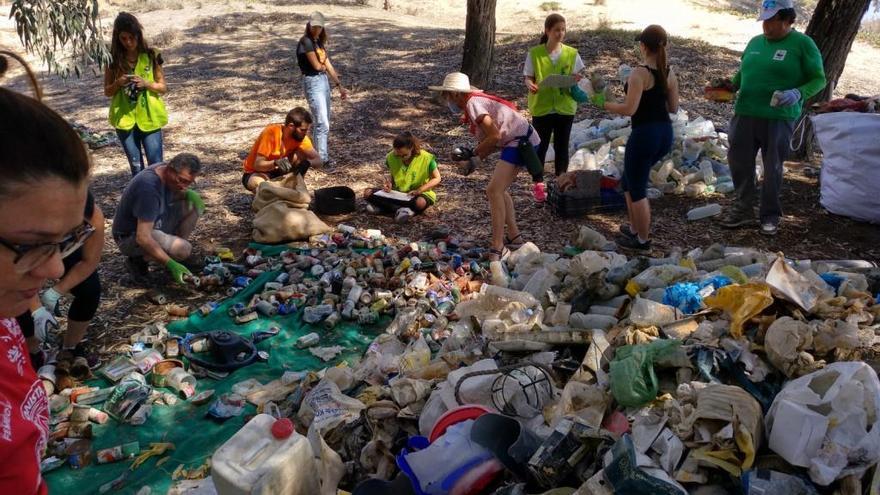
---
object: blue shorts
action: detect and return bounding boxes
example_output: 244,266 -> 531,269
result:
499,145 -> 539,167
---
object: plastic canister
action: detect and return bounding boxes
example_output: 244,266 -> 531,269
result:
212,414 -> 320,495
165,367 -> 197,398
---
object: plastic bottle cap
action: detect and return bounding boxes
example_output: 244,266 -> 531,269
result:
271,418 -> 294,439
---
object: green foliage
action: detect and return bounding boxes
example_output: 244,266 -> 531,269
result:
539,2 -> 561,11
10,0 -> 111,79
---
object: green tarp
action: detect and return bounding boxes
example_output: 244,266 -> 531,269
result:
47,246 -> 384,494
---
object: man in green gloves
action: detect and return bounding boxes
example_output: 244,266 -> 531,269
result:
112,153 -> 205,284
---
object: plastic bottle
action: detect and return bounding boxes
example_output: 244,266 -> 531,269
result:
212,414 -> 319,495
302,304 -> 334,324
489,261 -> 509,288
684,183 -> 707,198
687,203 -> 723,221
480,284 -> 539,307
699,160 -> 716,185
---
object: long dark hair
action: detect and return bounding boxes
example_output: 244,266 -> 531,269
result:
110,12 -> 158,78
540,13 -> 565,44
638,24 -> 669,95
393,131 -> 421,154
304,22 -> 328,46
0,87 -> 91,197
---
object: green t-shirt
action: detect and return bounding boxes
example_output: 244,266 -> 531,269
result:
386,150 -> 438,204
732,30 -> 826,121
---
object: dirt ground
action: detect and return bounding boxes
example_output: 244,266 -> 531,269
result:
1,0 -> 878,348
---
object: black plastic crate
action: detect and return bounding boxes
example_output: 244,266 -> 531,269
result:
547,181 -> 625,218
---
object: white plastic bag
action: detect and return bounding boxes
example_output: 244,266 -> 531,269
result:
814,112 -> 880,223
765,362 -> 880,486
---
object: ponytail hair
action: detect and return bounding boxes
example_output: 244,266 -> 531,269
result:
540,13 -> 565,45
393,131 -> 421,154
636,24 -> 669,94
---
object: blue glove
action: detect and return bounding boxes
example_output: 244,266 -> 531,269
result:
40,287 -> 63,315
772,88 -> 801,107
570,85 -> 589,103
32,307 -> 59,343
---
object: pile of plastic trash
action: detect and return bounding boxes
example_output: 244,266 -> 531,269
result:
42,224 -> 880,495
552,110 -> 740,200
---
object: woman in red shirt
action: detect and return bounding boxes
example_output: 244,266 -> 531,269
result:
0,82 -> 93,494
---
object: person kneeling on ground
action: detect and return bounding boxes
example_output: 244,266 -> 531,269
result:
17,190 -> 104,369
242,107 -> 322,192
363,131 -> 441,223
112,153 -> 205,284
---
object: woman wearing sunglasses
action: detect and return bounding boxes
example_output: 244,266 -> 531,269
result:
16,190 -> 103,370
0,87 -> 93,493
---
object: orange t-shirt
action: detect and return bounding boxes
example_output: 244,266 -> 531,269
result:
242,124 -> 314,173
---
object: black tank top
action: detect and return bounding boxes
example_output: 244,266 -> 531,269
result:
626,66 -> 671,128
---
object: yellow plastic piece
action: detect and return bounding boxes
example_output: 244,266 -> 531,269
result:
704,282 -> 773,338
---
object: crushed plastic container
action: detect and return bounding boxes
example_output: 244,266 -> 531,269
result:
686,203 -> 722,221
212,414 -> 320,495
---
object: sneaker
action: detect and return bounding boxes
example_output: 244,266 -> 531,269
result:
717,209 -> 755,229
760,219 -> 779,236
618,224 -> 637,239
365,203 -> 379,214
532,182 -> 547,202
617,234 -> 652,251
125,256 -> 149,278
395,207 -> 414,223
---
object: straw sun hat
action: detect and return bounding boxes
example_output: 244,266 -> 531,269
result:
428,72 -> 479,93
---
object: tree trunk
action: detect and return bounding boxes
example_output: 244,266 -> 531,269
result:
793,0 -> 871,160
461,0 -> 497,90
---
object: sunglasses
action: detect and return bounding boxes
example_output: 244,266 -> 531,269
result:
0,221 -> 95,274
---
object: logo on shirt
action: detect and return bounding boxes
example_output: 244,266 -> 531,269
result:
21,380 -> 49,490
0,318 -> 27,376
773,49 -> 787,61
0,393 -> 12,442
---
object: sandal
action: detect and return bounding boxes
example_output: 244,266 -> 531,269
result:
484,246 -> 510,262
504,234 -> 524,248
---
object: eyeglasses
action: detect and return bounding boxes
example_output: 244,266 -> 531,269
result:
0,221 -> 95,274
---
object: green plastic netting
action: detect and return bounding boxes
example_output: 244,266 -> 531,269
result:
46,246 -> 385,494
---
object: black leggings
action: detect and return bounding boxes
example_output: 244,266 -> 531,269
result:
366,191 -> 430,214
16,249 -> 101,338
533,113 -> 575,179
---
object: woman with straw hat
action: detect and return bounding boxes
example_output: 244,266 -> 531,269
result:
430,72 -> 540,260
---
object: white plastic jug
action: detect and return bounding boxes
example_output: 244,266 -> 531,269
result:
212,414 -> 320,495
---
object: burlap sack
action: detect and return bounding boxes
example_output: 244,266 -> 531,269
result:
252,201 -> 332,243
251,174 -> 312,212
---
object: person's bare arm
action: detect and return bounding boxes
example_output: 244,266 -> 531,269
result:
147,61 -> 167,95
305,50 -> 325,71
473,115 -> 500,159
252,155 -> 281,173
604,70 -> 645,117
135,219 -> 171,264
525,76 -> 538,93
324,58 -> 348,99
104,67 -> 128,97
54,206 -> 105,293
666,69 -> 680,114
412,168 -> 442,195
292,147 -> 323,168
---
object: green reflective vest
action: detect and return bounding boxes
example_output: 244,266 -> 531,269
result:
109,52 -> 168,132
527,44 -> 578,117
386,150 -> 437,204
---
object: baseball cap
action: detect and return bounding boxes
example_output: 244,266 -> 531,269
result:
758,0 -> 794,21
309,11 -> 326,27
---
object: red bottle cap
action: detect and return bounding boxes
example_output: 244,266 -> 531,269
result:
271,418 -> 294,439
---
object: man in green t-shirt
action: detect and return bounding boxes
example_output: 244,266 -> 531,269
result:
715,0 -> 825,236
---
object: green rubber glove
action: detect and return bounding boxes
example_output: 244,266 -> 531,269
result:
165,259 -> 192,285
590,92 -> 606,109
185,189 -> 205,215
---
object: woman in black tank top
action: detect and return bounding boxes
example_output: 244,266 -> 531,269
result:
590,25 -> 679,251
